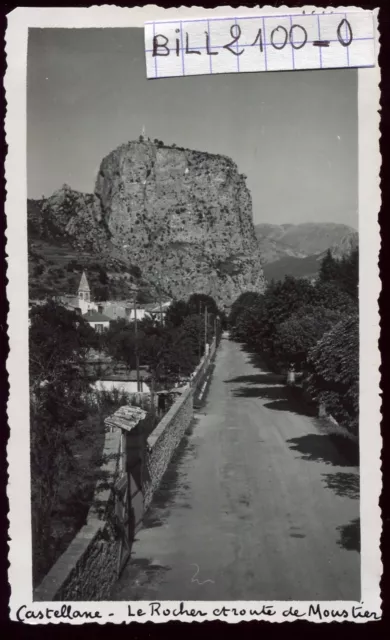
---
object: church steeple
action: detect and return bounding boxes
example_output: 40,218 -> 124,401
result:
78,271 -> 90,302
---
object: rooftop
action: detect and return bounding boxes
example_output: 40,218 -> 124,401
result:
83,310 -> 111,322
79,271 -> 90,291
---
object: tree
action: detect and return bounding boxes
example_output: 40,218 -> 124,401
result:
94,284 -> 110,301
29,301 -> 96,379
312,281 -> 356,314
273,305 -> 347,370
306,314 -> 359,436
29,302 -> 97,583
136,317 -> 201,399
318,247 -> 359,300
98,266 -> 109,285
318,249 -> 340,284
187,293 -> 219,317
103,318 -> 137,368
253,277 -> 317,356
228,291 -> 263,328
136,288 -> 154,304
165,299 -> 191,328
229,294 -> 264,344
103,315 -> 203,397
337,247 -> 359,300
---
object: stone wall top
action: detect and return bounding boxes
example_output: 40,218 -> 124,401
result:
104,405 -> 147,432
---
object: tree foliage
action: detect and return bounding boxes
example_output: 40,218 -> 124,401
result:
228,247 -> 359,430
29,302 -> 99,584
165,299 -> 192,328
306,314 -> 359,436
187,293 -> 219,317
318,247 -> 358,300
273,305 -> 347,369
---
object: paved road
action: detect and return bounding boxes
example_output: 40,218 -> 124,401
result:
112,337 -> 360,601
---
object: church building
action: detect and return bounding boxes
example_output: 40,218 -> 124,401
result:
58,270 -> 98,316
76,271 -> 98,315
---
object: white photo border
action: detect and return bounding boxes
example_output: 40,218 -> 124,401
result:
5,4 -> 382,624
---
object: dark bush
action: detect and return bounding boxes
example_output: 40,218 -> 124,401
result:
306,314 -> 359,436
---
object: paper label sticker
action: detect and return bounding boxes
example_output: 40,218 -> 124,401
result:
145,10 -> 375,78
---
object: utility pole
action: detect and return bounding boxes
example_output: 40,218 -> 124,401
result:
204,306 -> 208,355
133,292 -> 141,392
198,301 -> 202,360
158,279 -> 164,326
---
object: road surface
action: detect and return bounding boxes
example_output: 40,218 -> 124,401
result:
112,337 -> 360,601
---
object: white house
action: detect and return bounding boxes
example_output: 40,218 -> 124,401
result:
92,379 -> 151,394
58,270 -> 171,327
83,310 -> 111,332
144,300 -> 172,323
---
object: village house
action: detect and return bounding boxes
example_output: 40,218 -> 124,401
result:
83,309 -> 111,333
39,270 -> 172,329
99,301 -> 148,323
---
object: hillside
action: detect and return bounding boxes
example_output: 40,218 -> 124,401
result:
263,231 -> 359,282
262,254 -> 322,282
255,222 -> 357,264
28,139 -> 266,307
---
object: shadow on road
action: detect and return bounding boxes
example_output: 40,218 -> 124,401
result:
240,345 -> 276,371
142,421 -> 197,530
112,556 -> 172,601
233,384 -> 317,418
225,373 -> 285,385
287,434 -> 357,467
337,518 -> 360,552
233,384 -> 285,399
322,472 -> 360,499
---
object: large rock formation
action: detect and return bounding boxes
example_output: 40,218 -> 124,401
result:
29,140 -> 266,307
94,140 -> 265,307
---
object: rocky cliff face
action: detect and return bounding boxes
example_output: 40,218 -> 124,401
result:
29,140 -> 266,307
29,185 -> 107,251
95,140 -> 265,306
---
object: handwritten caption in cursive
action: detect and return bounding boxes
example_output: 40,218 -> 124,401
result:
15,602 -> 381,623
145,11 -> 375,78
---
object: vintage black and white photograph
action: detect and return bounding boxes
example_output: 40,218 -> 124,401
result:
6,6 -> 381,622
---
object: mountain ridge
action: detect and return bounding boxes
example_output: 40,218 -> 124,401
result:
255,221 -> 357,264
261,229 -> 359,282
28,139 -> 266,307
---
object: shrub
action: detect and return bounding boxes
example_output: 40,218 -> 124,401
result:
273,305 -> 347,370
306,314 -> 359,436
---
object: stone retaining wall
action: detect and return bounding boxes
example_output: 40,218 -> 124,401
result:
143,386 -> 194,511
34,427 -> 122,602
143,338 -> 216,510
33,338 -> 218,601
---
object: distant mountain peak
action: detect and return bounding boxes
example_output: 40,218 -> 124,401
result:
258,223 -> 358,283
255,221 -> 357,265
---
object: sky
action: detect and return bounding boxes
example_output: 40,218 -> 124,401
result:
27,28 -> 358,228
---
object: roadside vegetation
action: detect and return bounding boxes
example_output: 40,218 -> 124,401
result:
228,248 -> 359,437
29,292 -> 223,586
